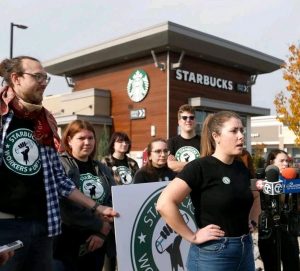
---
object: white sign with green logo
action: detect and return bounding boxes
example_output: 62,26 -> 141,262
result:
127,69 -> 149,102
112,182 -> 196,271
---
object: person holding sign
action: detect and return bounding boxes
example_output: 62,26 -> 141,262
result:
0,56 -> 117,271
134,138 -> 176,184
157,111 -> 256,271
53,120 -> 115,271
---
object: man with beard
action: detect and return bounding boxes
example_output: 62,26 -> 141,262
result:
0,56 -> 118,271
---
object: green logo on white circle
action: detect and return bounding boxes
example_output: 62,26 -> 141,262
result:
175,146 -> 200,162
127,69 -> 149,102
3,128 -> 41,176
130,186 -> 196,270
115,166 -> 133,184
80,173 -> 106,203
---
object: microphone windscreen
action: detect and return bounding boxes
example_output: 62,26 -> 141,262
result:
265,165 -> 279,183
281,167 -> 297,180
255,168 -> 265,179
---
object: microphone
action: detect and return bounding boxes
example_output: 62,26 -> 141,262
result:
280,167 -> 300,194
250,168 -> 265,191
281,167 -> 300,236
263,165 -> 282,195
281,167 -> 298,210
256,168 -> 265,179
258,165 -> 281,240
281,167 -> 297,179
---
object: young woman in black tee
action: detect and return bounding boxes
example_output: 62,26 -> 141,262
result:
134,138 -> 176,184
157,111 -> 256,271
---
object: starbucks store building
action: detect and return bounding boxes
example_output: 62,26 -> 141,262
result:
44,22 -> 282,159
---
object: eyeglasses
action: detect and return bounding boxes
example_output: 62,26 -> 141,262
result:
181,115 -> 195,121
151,149 -> 170,155
22,72 -> 51,84
115,140 -> 130,145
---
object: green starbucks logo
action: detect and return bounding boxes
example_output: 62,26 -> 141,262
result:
127,69 -> 149,102
175,146 -> 200,162
3,128 -> 41,176
131,186 -> 196,270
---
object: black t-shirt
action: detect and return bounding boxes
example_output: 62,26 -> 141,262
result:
178,156 -> 253,237
111,156 -> 134,184
134,166 -> 176,184
0,115 -> 46,219
74,158 -> 109,204
167,135 -> 200,162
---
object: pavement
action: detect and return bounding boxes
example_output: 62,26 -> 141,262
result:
253,231 -> 264,270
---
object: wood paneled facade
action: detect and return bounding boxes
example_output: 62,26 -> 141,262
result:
44,22 -> 282,152
68,52 -> 254,150
73,55 -> 168,150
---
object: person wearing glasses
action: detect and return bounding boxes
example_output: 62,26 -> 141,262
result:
133,138 -> 176,184
157,111 -> 256,271
167,104 -> 200,172
0,56 -> 118,271
102,132 -> 139,185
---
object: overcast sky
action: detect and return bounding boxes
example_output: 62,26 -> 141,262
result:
1,0 -> 299,114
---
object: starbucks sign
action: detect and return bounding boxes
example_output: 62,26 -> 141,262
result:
127,69 -> 150,102
112,182 -> 197,271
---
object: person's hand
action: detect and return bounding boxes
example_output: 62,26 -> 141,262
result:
193,224 -> 225,244
0,251 -> 14,266
96,205 -> 119,222
100,221 -> 111,236
249,220 -> 257,233
168,154 -> 176,161
86,235 -> 105,252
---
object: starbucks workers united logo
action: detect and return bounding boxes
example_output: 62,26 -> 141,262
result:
3,128 -> 41,176
131,186 -> 196,271
175,146 -> 200,163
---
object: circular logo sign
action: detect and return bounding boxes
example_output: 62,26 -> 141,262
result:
115,166 -> 134,185
130,186 -> 196,270
222,177 -> 231,184
175,146 -> 200,162
80,173 -> 106,203
127,69 -> 149,102
3,128 -> 41,176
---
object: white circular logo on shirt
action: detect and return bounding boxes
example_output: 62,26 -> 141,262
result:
115,166 -> 133,185
175,146 -> 200,162
80,173 -> 106,203
3,128 -> 41,175
222,177 -> 231,184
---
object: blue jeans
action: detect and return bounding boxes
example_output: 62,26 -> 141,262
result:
0,218 -> 53,271
186,233 -> 255,271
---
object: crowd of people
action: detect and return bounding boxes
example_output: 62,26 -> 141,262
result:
0,55 -> 299,271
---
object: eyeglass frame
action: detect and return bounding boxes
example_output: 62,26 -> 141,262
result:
22,72 -> 51,84
181,115 -> 195,121
115,139 -> 130,145
151,149 -> 170,155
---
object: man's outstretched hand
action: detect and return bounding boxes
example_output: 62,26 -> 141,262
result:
96,205 -> 119,222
